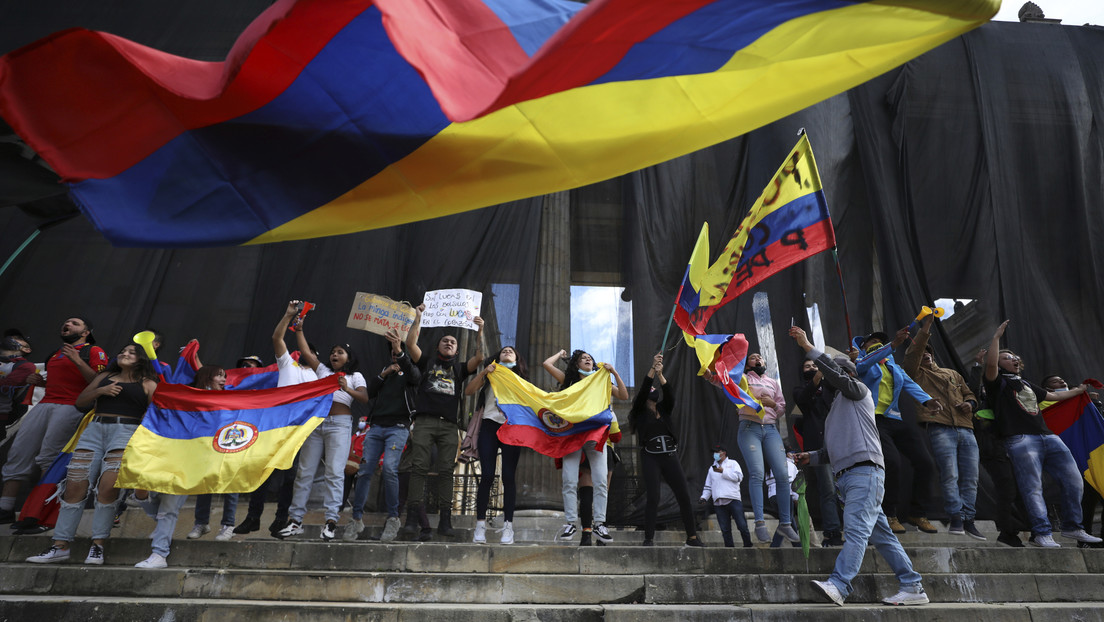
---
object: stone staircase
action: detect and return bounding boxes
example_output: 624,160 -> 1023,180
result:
1,506 -> 1102,621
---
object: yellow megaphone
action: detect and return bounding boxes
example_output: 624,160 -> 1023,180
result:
915,306 -> 945,321
133,331 -> 158,360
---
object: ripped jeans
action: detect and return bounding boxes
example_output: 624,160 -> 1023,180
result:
52,420 -> 139,543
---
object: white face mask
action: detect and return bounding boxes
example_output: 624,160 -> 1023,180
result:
713,453 -> 722,462
1053,387 -> 1068,393
357,421 -> 367,431
578,368 -> 596,376
501,361 -> 517,369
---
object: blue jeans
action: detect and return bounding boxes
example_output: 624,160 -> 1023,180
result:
1005,433 -> 1085,535
737,420 -> 792,525
809,463 -> 842,532
927,425 -> 980,521
194,493 -> 239,527
350,424 -> 409,519
829,465 -> 923,599
562,442 -> 609,524
139,492 -> 187,558
289,415 -> 352,523
714,501 -> 750,547
53,420 -> 139,543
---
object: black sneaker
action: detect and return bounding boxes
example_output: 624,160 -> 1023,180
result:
822,530 -> 844,547
557,523 -> 578,541
269,518 -> 288,537
998,532 -> 1024,548
641,539 -> 654,547
963,520 -> 986,541
0,509 -> 15,525
579,529 -> 592,547
593,522 -> 613,543
685,535 -> 705,547
234,516 -> 261,535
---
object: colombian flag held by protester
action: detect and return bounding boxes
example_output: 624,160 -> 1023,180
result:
487,365 -> 616,459
168,340 -> 281,389
677,134 -> 837,335
1042,387 -> 1104,497
14,411 -> 96,531
116,375 -> 338,494
0,0 -> 998,247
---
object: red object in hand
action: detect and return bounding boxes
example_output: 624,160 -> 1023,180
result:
288,302 -> 315,332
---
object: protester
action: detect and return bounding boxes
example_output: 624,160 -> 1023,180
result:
903,315 -> 983,539
187,366 -> 238,542
983,320 -> 1102,547
465,345 -> 528,545
26,343 -> 158,565
344,329 -> 419,542
700,444 -> 750,548
0,335 -> 36,444
543,348 -> 626,544
277,320 -> 368,541
630,354 -> 702,547
792,357 -> 843,546
739,352 -> 800,544
852,328 -> 941,535
1,317 -> 107,525
401,304 -> 483,540
790,326 -> 929,606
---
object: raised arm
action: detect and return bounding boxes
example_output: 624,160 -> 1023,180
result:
543,349 -> 567,385
983,320 -> 1008,382
294,319 -> 320,371
272,301 -> 299,358
465,361 -> 495,396
903,315 -> 933,378
605,363 -> 629,400
466,316 -> 484,373
789,326 -> 868,401
406,303 -> 424,363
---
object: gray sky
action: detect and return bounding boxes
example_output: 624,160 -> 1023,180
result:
993,0 -> 1104,25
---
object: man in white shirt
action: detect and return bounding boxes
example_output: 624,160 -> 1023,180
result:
700,445 -> 751,548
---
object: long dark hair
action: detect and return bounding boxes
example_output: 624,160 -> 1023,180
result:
192,365 -> 226,390
485,346 -> 528,380
561,349 -> 591,389
329,344 -> 359,375
105,343 -> 159,384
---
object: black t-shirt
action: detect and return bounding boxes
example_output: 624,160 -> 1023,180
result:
415,355 -> 471,423
983,373 -> 1051,437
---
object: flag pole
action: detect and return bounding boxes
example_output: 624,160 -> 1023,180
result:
799,127 -> 854,347
659,301 -> 678,354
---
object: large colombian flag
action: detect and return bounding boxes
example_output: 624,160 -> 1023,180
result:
167,339 -> 283,390
676,134 -> 836,336
1043,390 -> 1104,497
487,365 -> 617,459
0,0 -> 998,247
116,375 -> 338,494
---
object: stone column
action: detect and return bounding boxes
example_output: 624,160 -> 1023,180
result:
516,191 -> 572,511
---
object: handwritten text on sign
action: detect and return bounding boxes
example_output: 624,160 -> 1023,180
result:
346,293 -> 416,337
420,289 -> 482,330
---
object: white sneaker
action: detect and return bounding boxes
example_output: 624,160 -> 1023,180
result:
275,520 -> 303,539
593,522 -> 613,543
882,588 -> 929,606
1030,534 -> 1061,548
187,524 -> 210,539
135,553 -> 168,569
84,544 -> 105,565
557,523 -> 577,541
343,518 -> 364,542
214,525 -> 235,541
501,520 -> 514,545
26,545 -> 71,564
811,579 -> 844,606
1060,529 -> 1103,544
381,516 -> 401,542
321,520 -> 337,541
473,520 -> 487,543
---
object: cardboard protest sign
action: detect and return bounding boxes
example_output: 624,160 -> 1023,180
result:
420,289 -> 482,330
346,293 -> 416,337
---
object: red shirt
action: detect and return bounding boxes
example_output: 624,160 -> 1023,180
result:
42,343 -> 108,405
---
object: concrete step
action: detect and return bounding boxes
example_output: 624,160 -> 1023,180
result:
4,536 -> 1101,575
3,564 -> 1103,605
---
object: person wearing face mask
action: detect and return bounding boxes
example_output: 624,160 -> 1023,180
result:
737,352 -> 800,544
851,327 -> 942,535
700,444 -> 750,547
186,366 -> 240,542
402,303 -> 483,540
543,348 -> 628,544
903,314 -> 983,540
983,320 -> 1101,547
1,317 -> 107,525
630,354 -> 702,547
465,345 -> 530,544
793,357 -> 843,546
0,334 -> 36,443
345,329 -> 420,542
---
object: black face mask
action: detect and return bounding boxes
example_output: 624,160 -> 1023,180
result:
60,333 -> 83,345
802,369 -> 818,381
749,365 -> 766,376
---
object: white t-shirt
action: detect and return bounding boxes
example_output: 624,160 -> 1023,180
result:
277,351 -> 317,387
316,364 -> 366,408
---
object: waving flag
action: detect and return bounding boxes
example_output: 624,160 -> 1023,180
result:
116,375 -> 338,494
167,340 -> 281,389
487,365 -> 616,458
679,134 -> 837,335
0,0 -> 997,247
15,410 -> 96,531
1043,388 -> 1104,497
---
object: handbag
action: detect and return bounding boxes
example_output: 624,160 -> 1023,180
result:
458,407 -> 483,464
643,434 -> 678,455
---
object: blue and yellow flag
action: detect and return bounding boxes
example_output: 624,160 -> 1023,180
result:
117,375 -> 339,494
0,0 -> 998,247
1043,390 -> 1104,497
487,365 -> 617,458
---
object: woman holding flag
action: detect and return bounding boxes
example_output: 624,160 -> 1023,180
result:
27,343 -> 159,566
186,365 -> 239,542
